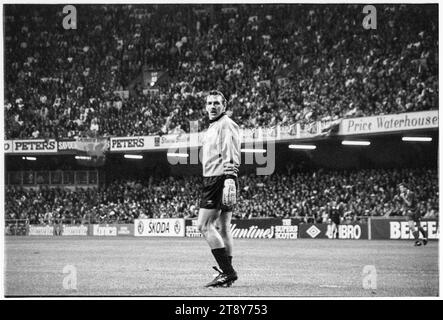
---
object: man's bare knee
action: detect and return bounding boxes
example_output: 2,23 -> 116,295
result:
198,208 -> 221,237
218,224 -> 231,237
197,222 -> 208,235
198,220 -> 215,237
217,212 -> 232,233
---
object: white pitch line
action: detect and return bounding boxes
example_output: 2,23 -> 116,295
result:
319,285 -> 348,288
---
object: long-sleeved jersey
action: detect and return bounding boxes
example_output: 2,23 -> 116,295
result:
401,190 -> 418,210
202,113 -> 240,177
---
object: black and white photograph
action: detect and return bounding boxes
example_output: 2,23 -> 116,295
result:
1,1 -> 440,300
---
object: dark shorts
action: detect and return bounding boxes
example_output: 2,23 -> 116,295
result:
200,175 -> 238,212
406,209 -> 421,223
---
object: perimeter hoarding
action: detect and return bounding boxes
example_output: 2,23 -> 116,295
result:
89,224 -> 134,236
92,224 -> 118,236
61,224 -> 88,236
185,218 -> 300,239
338,110 -> 438,135
370,218 -> 439,240
5,111 -> 438,155
28,225 -> 54,236
5,139 -> 58,153
298,222 -> 368,239
134,219 -> 185,237
116,224 -> 134,236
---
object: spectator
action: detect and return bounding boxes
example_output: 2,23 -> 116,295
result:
5,168 -> 438,224
4,4 -> 438,139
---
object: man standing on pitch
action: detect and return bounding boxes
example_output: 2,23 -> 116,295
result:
197,90 -> 240,288
398,182 -> 428,246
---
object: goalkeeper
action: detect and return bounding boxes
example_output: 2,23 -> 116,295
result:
197,90 -> 241,288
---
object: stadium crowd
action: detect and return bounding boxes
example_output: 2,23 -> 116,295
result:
5,168 -> 438,225
5,4 -> 438,139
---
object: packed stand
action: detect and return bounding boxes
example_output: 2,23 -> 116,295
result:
5,168 -> 438,225
5,4 -> 438,139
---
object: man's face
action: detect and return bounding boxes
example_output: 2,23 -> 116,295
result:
399,185 -> 406,194
206,94 -> 225,120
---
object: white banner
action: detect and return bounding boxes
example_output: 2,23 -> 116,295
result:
7,139 -> 58,153
93,225 -> 117,236
4,140 -> 13,153
241,127 -> 280,144
274,225 -> 298,239
62,225 -> 88,236
110,134 -> 201,151
109,136 -> 151,151
29,225 -> 54,236
57,140 -> 77,151
134,219 -> 185,237
6,111 -> 438,154
389,221 -> 439,240
339,110 -> 438,135
110,128 -> 280,152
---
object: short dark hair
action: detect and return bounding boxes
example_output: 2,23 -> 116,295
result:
207,90 -> 227,106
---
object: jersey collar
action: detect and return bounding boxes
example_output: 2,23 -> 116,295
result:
209,112 -> 226,124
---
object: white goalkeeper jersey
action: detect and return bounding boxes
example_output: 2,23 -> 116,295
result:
202,113 -> 241,177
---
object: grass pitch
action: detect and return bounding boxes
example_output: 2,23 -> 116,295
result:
4,237 -> 438,297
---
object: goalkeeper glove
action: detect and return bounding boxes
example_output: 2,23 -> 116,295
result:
223,163 -> 239,176
222,178 -> 237,206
